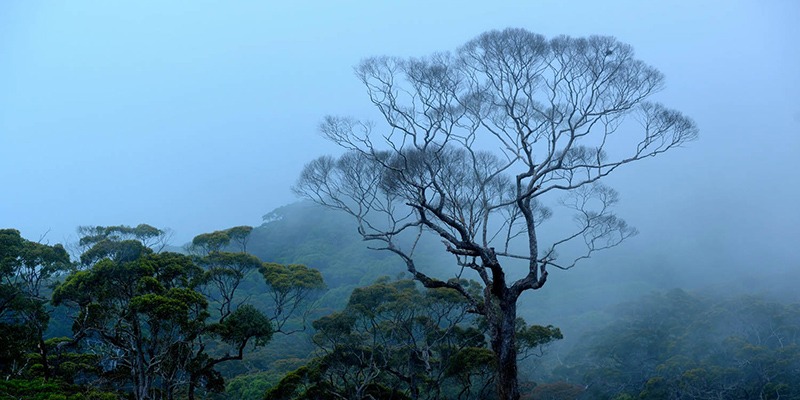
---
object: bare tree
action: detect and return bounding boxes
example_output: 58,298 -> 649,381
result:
294,28 -> 697,400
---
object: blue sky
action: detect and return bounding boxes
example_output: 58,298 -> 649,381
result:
1,1 -> 798,275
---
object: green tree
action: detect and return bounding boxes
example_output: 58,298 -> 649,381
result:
185,247 -> 270,400
53,225 -> 292,400
267,279 -> 480,399
53,251 -> 208,400
294,28 -> 697,400
191,231 -> 231,255
0,229 -> 71,380
226,226 -> 254,253
260,262 -> 326,333
197,251 -> 263,320
180,226 -> 324,399
268,279 -> 560,400
77,224 -> 171,261
190,225 -> 254,255
184,228 -> 324,399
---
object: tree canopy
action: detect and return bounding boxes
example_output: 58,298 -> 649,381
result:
0,229 -> 71,382
50,224 -> 323,400
295,27 -> 697,400
553,290 -> 800,399
266,278 -> 562,400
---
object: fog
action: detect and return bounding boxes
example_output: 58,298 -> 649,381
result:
2,0 -> 798,283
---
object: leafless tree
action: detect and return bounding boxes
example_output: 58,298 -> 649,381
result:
294,28 -> 697,400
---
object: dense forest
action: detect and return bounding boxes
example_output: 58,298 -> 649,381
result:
4,0 -> 799,398
1,202 -> 798,399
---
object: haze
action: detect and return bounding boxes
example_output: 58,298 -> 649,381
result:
1,1 -> 798,281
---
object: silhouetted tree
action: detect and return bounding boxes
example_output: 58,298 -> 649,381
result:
295,28 -> 697,400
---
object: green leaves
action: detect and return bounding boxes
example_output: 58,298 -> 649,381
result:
345,280 -> 407,315
516,322 -> 562,356
191,225 -> 254,254
129,288 -> 207,323
51,270 -> 93,307
226,226 -> 254,252
261,263 -> 325,293
192,231 -> 231,254
52,249 -> 213,398
202,251 -> 262,274
78,224 -> 164,247
444,347 -> 496,378
212,304 -> 273,347
311,311 -> 355,338
146,251 -> 203,289
79,239 -> 151,266
3,222 -> 331,398
54,253 -> 207,331
0,229 -> 25,275
284,279 -> 495,399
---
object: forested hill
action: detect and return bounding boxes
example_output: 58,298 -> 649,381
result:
248,202 -> 406,288
238,202 -> 800,399
246,201 -> 464,309
2,205 -> 799,399
246,201 -> 800,328
247,202 -> 663,303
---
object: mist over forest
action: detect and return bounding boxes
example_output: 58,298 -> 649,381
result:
2,1 -> 799,399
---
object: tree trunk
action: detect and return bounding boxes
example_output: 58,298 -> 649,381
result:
135,372 -> 150,400
188,374 -> 197,400
37,336 -> 50,381
491,295 -> 520,400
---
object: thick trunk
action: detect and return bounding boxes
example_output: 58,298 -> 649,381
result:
491,295 -> 520,400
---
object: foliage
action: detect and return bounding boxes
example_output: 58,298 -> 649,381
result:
250,202 -> 407,291
0,378 -> 119,400
51,224 -> 322,400
553,290 -> 800,399
515,322 -> 562,360
266,279 -> 478,399
77,224 -> 169,265
192,231 -> 231,254
523,381 -> 585,400
191,225 -> 255,254
225,372 -> 283,400
260,262 -> 325,332
52,251 -> 208,399
0,228 -> 71,380
268,279 -> 562,400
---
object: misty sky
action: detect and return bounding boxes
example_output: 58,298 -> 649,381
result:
1,1 -> 798,275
